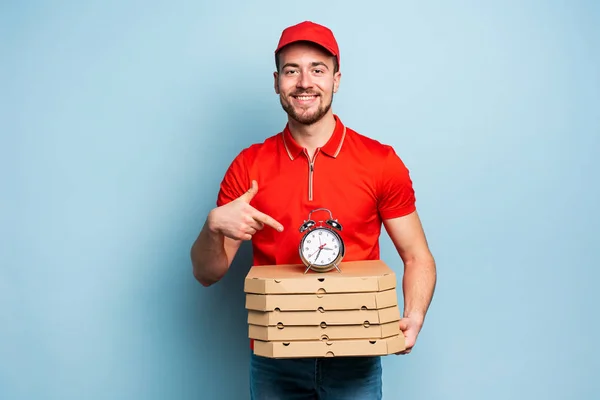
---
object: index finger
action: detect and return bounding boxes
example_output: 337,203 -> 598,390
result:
252,209 -> 284,232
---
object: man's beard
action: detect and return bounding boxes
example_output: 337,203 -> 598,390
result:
280,92 -> 333,126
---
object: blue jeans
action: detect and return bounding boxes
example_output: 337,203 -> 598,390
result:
249,353 -> 382,399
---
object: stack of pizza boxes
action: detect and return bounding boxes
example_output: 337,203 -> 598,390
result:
244,260 -> 405,358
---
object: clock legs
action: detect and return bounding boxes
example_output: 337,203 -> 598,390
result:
303,261 -> 342,274
333,262 -> 341,273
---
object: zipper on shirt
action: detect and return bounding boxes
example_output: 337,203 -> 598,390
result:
308,162 -> 314,201
305,149 -> 320,201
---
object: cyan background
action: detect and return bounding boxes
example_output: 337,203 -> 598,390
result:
2,1 -> 599,399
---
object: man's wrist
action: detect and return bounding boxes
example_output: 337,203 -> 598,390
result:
206,209 -> 222,235
403,311 -> 425,325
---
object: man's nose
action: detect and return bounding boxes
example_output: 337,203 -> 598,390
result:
296,72 -> 313,89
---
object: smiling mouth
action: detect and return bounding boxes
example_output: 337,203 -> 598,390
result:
293,94 -> 319,102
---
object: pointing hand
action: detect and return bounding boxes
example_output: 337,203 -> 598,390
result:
208,180 -> 284,241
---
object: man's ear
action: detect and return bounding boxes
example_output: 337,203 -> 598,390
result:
273,71 -> 280,94
333,71 -> 342,93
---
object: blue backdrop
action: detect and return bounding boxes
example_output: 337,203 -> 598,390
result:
2,1 -> 599,399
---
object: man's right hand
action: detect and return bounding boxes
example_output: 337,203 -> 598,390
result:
207,180 -> 284,241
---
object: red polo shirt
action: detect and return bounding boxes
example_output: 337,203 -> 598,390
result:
216,114 -> 416,266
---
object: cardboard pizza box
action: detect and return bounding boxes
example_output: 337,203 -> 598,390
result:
249,321 -> 400,341
244,260 -> 396,295
245,288 -> 398,312
244,259 -> 403,358
247,305 -> 401,327
253,335 -> 405,358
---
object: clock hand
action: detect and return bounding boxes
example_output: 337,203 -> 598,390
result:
314,248 -> 322,262
308,243 -> 328,260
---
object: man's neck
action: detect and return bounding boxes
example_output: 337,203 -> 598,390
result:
288,112 -> 336,159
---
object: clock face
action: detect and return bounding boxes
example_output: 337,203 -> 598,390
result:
300,227 -> 342,267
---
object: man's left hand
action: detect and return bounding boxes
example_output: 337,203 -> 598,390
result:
395,315 -> 423,355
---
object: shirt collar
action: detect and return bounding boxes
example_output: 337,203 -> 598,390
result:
281,114 -> 347,160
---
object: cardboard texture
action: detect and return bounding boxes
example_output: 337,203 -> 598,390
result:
249,321 -> 400,341
253,336 -> 406,358
247,305 -> 401,326
244,260 -> 396,294
244,260 -> 406,358
245,289 -> 398,312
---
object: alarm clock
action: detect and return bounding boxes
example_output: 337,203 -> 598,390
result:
298,208 -> 345,273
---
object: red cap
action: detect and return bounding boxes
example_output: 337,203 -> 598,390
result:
275,21 -> 340,67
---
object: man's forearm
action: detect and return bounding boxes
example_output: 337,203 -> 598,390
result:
402,255 -> 437,322
191,221 -> 231,287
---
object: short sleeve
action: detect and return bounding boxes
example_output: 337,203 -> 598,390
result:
377,147 -> 416,219
216,150 -> 250,207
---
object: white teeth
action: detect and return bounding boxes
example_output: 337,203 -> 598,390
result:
297,96 -> 316,100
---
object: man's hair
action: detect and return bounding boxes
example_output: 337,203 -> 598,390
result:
275,41 -> 339,74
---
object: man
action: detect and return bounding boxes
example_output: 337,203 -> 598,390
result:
191,21 -> 436,399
